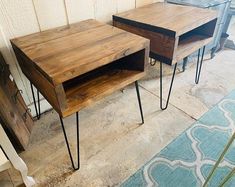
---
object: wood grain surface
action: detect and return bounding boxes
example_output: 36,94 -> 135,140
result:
12,19 -> 149,85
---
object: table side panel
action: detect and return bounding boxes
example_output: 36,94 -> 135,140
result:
12,45 -> 66,115
113,20 -> 176,63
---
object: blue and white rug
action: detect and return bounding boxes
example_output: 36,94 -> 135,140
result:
122,91 -> 235,187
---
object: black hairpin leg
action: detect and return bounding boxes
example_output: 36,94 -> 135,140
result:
195,46 -> 206,84
135,81 -> 144,124
182,57 -> 188,72
160,62 -> 177,110
150,58 -> 157,66
59,112 -> 80,170
30,82 -> 41,120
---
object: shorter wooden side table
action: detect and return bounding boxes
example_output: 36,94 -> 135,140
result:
113,2 -> 218,110
11,19 -> 150,170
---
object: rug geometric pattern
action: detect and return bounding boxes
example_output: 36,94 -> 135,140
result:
122,91 -> 235,187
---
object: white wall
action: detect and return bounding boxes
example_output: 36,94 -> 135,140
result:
0,0 -> 163,115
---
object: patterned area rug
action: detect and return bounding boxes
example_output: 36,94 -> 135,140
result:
122,91 -> 235,187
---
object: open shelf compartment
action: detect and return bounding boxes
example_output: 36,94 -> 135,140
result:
61,49 -> 146,116
174,18 -> 217,63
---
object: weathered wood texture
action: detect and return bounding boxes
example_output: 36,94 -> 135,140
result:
113,2 -> 218,65
11,20 -> 149,118
0,52 -> 34,151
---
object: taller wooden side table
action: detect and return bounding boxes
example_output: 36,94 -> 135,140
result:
11,19 -> 150,170
113,2 -> 218,110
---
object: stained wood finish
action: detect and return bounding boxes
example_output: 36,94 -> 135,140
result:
114,21 -> 177,63
113,2 -> 218,65
11,19 -> 149,118
12,46 -> 65,113
64,69 -> 145,117
0,52 -> 33,151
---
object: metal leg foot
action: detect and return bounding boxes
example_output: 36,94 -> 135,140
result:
30,82 -> 41,120
211,47 -> 216,59
160,62 -> 177,110
195,46 -> 206,84
150,58 -> 157,66
135,81 -> 144,124
182,57 -> 188,72
60,112 -> 80,170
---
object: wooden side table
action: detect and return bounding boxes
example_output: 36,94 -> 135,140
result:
11,19 -> 150,170
113,2 -> 218,110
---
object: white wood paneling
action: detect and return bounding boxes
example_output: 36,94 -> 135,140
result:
33,0 -> 68,30
117,0 -> 135,13
136,0 -> 163,7
65,0 -> 95,23
0,0 -> 40,36
136,0 -> 153,7
0,0 -> 40,104
95,0 -> 117,22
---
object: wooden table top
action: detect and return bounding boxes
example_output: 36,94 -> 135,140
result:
11,19 -> 148,85
113,2 -> 217,37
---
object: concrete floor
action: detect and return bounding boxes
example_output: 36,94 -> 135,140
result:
1,20 -> 235,187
